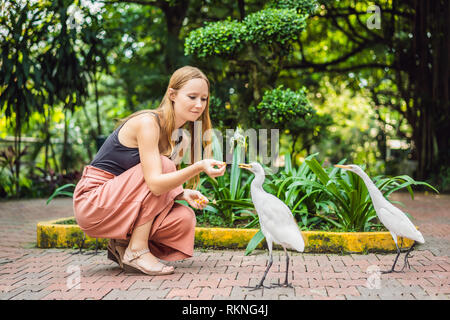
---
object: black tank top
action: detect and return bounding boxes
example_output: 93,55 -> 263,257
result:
90,113 -> 160,176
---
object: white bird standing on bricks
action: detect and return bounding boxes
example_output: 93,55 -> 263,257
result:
239,162 -> 305,289
334,164 -> 425,273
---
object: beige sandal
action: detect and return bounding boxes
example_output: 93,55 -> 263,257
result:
122,248 -> 174,276
107,239 -> 127,268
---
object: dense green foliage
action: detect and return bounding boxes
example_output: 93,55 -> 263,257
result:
251,85 -> 313,124
267,0 -> 318,14
1,0 -> 448,199
242,8 -> 307,45
0,0 -> 107,196
185,19 -> 245,58
293,0 -> 450,184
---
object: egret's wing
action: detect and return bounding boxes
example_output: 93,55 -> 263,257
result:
254,193 -> 305,252
255,193 -> 296,224
378,206 -> 424,243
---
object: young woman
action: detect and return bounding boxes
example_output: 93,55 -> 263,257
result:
73,66 -> 226,276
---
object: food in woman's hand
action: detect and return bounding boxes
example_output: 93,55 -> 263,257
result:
214,161 -> 226,168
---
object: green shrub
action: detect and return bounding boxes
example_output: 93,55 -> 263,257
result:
185,8 -> 308,58
302,156 -> 438,232
267,0 -> 318,14
243,8 -> 307,45
184,19 -> 245,58
198,128 -> 255,227
250,85 -> 312,124
244,153 -> 438,254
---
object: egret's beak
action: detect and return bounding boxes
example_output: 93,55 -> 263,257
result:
239,163 -> 252,170
334,164 -> 352,169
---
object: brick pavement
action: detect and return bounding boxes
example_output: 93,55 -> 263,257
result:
0,192 -> 449,300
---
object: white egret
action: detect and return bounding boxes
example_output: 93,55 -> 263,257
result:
334,164 -> 424,273
239,162 -> 305,289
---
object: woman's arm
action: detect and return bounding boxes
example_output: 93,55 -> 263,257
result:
136,115 -> 204,196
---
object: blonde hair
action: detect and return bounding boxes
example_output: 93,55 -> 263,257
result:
115,66 -> 213,190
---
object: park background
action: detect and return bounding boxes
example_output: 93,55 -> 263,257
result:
1,0 -> 450,301
1,0 -> 449,204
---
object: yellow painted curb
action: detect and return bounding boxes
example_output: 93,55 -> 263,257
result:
37,217 -> 415,253
37,217 -> 108,249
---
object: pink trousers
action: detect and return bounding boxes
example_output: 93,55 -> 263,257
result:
73,155 -> 196,261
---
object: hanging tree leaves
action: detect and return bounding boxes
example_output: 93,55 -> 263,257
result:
0,0 -> 108,195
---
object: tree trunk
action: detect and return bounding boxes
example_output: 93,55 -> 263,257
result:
406,0 -> 450,179
44,105 -> 50,171
94,73 -> 102,136
159,0 -> 190,72
61,108 -> 69,173
14,112 -> 21,198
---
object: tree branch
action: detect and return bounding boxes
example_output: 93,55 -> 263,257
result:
288,41 -> 375,71
342,13 -> 370,43
324,63 -> 397,72
329,13 -> 364,45
285,62 -> 396,73
237,0 -> 245,20
350,7 -> 386,43
310,8 -> 413,20
297,38 -> 310,64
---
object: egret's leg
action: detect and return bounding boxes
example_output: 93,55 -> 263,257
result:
244,240 -> 273,291
283,249 -> 290,286
382,243 -> 401,274
271,247 -> 293,288
256,253 -> 273,289
401,242 -> 416,271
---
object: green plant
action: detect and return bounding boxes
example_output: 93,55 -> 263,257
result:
244,152 -> 439,255
55,218 -> 77,225
251,86 -> 312,125
195,211 -> 227,228
1,1 -> 106,186
199,128 -> 255,227
184,7 -> 308,58
46,183 -> 75,204
245,229 -> 265,256
242,8 -> 307,45
303,156 -> 439,232
184,19 -> 246,58
267,0 -> 318,14
265,152 -> 329,230
250,86 -> 332,155
244,152 -> 328,255
0,146 -> 29,197
428,166 -> 450,193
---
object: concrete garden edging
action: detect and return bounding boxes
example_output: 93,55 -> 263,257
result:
37,217 -> 415,253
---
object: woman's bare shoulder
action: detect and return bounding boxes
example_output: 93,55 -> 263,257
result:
134,113 -> 161,144
137,112 -> 159,125
135,113 -> 161,151
119,112 -> 160,148
129,112 -> 160,132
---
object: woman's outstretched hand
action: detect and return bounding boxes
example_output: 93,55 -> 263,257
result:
200,159 -> 226,178
180,189 -> 209,210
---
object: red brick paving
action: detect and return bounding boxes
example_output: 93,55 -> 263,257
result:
0,192 -> 449,300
